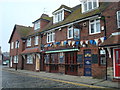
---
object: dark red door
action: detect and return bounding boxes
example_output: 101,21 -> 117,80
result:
65,52 -> 77,75
50,54 -> 58,73
114,49 -> 120,78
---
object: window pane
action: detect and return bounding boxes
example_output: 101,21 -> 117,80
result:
91,24 -> 95,33
100,56 -> 106,65
118,12 -> 120,27
96,22 -> 100,32
88,1 -> 92,10
93,0 -> 97,8
69,30 -> 72,37
34,21 -> 40,30
50,33 -> 52,41
84,2 -> 87,12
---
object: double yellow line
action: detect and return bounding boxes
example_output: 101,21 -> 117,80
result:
3,69 -> 110,89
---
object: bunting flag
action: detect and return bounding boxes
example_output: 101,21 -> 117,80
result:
89,40 -> 93,44
93,40 -> 96,45
68,40 -> 72,46
85,40 -> 89,44
104,37 -> 107,40
44,44 -> 48,47
56,42 -> 60,45
100,37 -> 104,43
53,42 -> 57,47
75,41 -> 80,45
61,41 -> 64,46
48,44 -> 50,47
63,41 -> 67,45
94,39 -> 99,45
80,41 -> 83,45
50,43 -> 52,47
72,41 -> 75,46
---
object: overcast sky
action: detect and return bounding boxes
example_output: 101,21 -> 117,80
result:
0,0 -> 80,52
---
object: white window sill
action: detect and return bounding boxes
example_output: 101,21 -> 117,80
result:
89,32 -> 101,35
68,37 -> 73,39
82,7 -> 98,14
26,63 -> 33,64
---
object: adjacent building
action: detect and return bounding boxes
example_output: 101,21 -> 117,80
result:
9,1 -> 120,81
0,47 -> 2,65
8,25 -> 32,69
2,52 -> 10,66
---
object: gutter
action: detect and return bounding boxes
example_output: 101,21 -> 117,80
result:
41,13 -> 100,33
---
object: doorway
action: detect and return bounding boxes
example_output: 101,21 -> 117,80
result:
65,52 -> 77,75
114,48 -> 120,78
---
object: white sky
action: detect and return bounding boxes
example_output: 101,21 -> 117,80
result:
0,0 -> 119,52
0,0 -> 80,52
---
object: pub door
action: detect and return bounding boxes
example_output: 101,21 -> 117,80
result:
65,52 -> 77,75
50,53 -> 59,73
114,48 -> 120,78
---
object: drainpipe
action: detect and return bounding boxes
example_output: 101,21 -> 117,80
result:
99,15 -> 107,80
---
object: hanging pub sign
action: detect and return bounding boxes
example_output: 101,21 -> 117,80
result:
74,28 -> 80,40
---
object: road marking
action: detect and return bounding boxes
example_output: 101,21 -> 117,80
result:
3,69 -> 110,89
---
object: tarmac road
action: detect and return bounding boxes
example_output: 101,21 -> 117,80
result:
2,70 -> 87,88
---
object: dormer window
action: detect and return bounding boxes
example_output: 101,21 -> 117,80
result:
34,20 -> 40,30
53,10 -> 64,23
82,0 -> 99,13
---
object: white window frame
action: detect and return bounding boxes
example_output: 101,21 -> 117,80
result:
34,20 -> 40,30
11,42 -> 14,49
117,11 -> 120,28
35,36 -> 39,45
47,32 -> 55,43
15,41 -> 20,48
68,25 -> 74,39
89,19 -> 101,35
53,9 -> 64,23
27,55 -> 33,64
14,55 -> 18,63
27,38 -> 31,47
82,0 -> 99,13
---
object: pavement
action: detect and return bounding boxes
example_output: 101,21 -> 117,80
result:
2,67 -> 120,89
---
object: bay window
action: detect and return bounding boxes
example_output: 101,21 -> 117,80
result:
68,25 -> 80,40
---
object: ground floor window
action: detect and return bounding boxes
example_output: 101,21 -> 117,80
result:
99,49 -> 106,65
13,55 -> 18,63
51,54 -> 58,63
65,52 -> 77,64
27,55 -> 33,64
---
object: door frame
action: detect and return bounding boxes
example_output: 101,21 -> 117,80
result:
10,56 -> 13,67
36,54 -> 40,71
113,48 -> 120,79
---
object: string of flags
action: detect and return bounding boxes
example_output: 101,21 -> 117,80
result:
42,37 -> 107,48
